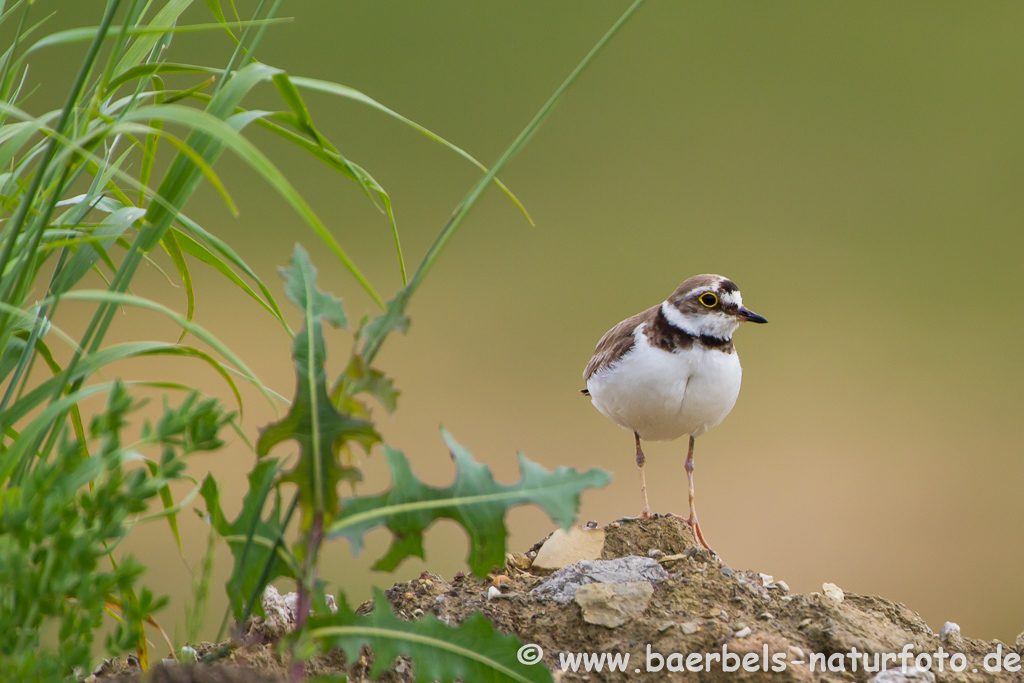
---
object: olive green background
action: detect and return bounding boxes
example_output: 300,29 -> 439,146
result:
30,2 -> 1024,644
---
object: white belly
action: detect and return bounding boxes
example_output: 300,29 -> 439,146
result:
586,331 -> 743,441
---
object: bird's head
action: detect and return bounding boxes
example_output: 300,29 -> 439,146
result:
662,274 -> 768,341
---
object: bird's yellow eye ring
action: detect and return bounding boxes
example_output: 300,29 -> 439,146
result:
699,292 -> 718,308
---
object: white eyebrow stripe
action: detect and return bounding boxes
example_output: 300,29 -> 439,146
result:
719,290 -> 743,307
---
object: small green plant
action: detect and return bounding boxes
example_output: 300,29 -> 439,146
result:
0,382 -> 232,679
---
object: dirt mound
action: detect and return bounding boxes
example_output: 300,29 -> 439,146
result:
95,517 -> 1023,682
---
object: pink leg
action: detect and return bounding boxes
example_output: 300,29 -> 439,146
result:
671,436 -> 713,552
635,431 -> 653,519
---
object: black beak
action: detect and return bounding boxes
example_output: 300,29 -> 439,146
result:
736,307 -> 768,324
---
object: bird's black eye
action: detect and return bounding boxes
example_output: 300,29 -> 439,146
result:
699,292 -> 718,308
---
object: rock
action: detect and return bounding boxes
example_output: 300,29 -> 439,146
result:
575,582 -> 654,628
822,582 -> 845,603
532,525 -> 607,570
734,626 -> 752,638
487,585 -> 501,600
758,612 -> 774,620
869,666 -> 936,682
492,574 -> 511,587
680,621 -> 700,635
720,566 -> 734,578
759,572 -> 774,587
776,579 -> 790,593
1016,629 -> 1024,651
531,556 -> 669,603
505,552 -> 533,571
939,621 -> 962,647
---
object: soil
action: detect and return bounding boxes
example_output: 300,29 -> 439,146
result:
91,517 -> 1024,682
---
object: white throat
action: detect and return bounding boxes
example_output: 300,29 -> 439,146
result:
660,300 -> 740,341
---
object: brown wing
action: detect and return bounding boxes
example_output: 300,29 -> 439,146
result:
582,305 -> 658,383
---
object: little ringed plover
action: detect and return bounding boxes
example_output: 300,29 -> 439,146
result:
582,274 -> 767,551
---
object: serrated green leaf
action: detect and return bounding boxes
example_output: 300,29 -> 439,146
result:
357,290 -> 410,362
258,319 -> 378,526
332,353 -> 399,416
258,252 -> 377,526
199,459 -> 298,619
279,244 -> 346,328
300,589 -> 552,683
328,429 -> 612,576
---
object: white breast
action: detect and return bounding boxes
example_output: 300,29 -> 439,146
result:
586,325 -> 743,442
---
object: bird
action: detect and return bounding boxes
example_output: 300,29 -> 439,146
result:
581,274 -> 767,551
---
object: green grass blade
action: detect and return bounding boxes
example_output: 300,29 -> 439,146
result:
160,229 -> 195,342
117,102 -> 384,307
291,75 -> 534,227
48,290 -> 275,407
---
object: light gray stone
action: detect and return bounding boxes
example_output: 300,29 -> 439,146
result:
531,555 -> 669,603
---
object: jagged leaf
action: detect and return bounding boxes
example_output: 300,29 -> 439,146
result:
199,459 -> 298,619
357,291 -> 410,362
328,429 -> 612,576
279,243 -> 347,328
299,589 -> 552,683
332,353 -> 399,417
258,250 -> 379,528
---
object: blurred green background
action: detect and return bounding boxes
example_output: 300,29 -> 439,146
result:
26,1 -> 1024,644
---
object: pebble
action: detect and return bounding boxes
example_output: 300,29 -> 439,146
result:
939,621 -> 961,641
759,573 -> 774,587
798,617 -> 812,629
758,612 -> 774,620
734,626 -> 752,638
707,608 -> 722,617
776,580 -> 790,593
492,574 -> 511,587
648,548 -> 666,557
822,582 -> 844,603
657,620 -> 676,633
584,520 -> 599,529
180,646 -> 198,661
412,608 -> 424,618
720,567 -> 734,578
487,586 -> 501,601
680,621 -> 700,635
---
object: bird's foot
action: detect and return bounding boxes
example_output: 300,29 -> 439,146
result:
666,512 -> 714,554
